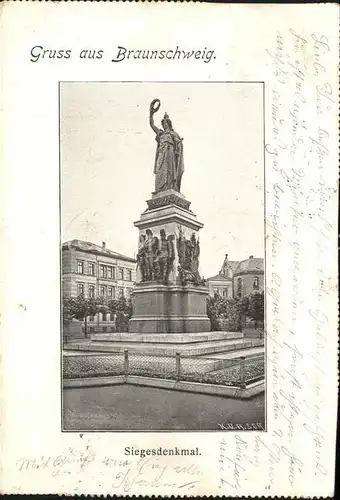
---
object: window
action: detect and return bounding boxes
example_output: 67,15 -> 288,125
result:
107,266 -> 113,279
237,277 -> 242,298
118,287 -> 124,297
100,285 -> 106,298
118,268 -> 124,280
110,313 -> 115,321
108,287 -> 113,299
126,288 -> 132,298
88,262 -> 95,276
222,288 -> 228,298
77,261 -> 84,274
126,269 -> 132,282
253,276 -> 259,290
88,284 -> 95,298
213,287 -> 219,297
77,283 -> 84,295
100,265 -> 107,278
89,315 -> 95,322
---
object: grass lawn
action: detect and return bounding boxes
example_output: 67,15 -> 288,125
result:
63,384 -> 265,431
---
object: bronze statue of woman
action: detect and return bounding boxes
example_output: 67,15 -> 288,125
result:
149,99 -> 184,194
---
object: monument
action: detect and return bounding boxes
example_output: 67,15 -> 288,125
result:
129,99 -> 211,333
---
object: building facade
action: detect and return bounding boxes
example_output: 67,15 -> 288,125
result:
233,256 -> 264,298
207,254 -> 264,299
62,239 -> 136,333
206,254 -> 239,298
207,274 -> 233,299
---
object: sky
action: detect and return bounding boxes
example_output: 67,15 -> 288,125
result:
60,82 -> 264,278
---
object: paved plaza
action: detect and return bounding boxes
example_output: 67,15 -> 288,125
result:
63,385 -> 265,431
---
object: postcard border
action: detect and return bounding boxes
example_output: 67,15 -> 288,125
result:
59,80 -> 267,433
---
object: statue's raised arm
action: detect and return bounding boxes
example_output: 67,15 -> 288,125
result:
149,99 -> 161,135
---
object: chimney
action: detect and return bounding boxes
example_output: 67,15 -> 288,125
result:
225,253 -> 228,260
102,241 -> 106,249
249,255 -> 254,259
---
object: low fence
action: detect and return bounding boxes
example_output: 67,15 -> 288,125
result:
63,351 -> 264,388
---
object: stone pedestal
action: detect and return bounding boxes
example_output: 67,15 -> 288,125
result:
129,283 -> 210,333
129,189 -> 211,334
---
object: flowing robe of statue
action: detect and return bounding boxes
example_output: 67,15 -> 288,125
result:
154,130 -> 184,192
149,99 -> 184,194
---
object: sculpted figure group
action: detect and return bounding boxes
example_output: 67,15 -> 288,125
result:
137,229 -> 175,284
137,225 -> 204,286
176,225 -> 205,286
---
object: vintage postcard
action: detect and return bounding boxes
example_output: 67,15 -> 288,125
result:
1,2 -> 338,497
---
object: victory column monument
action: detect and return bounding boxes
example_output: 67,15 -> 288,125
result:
89,100 -> 247,356
79,99 -> 257,358
129,99 -> 211,334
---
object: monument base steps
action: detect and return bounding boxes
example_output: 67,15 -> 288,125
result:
91,331 -> 243,343
67,335 -> 264,357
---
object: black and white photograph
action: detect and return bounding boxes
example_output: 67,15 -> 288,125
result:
60,81 -> 265,431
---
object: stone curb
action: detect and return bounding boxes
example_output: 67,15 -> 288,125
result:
63,375 -> 264,399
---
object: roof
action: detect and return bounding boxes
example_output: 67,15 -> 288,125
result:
220,260 -> 239,274
206,274 -> 233,282
62,239 -> 136,263
234,257 -> 264,275
226,261 -> 239,271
